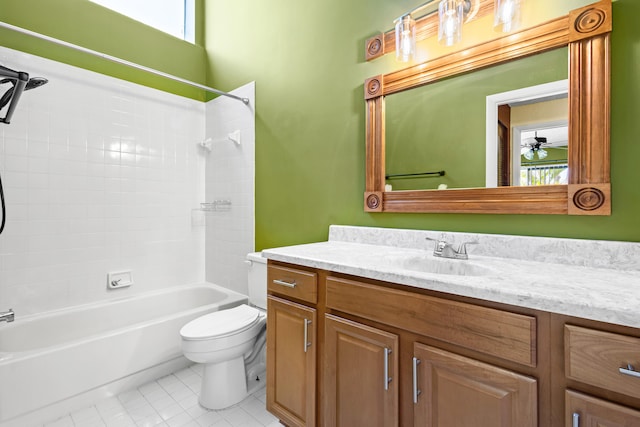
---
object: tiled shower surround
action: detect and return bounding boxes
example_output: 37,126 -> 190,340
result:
204,83 -> 255,296
0,46 -> 254,317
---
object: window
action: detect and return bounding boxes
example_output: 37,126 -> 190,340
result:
90,0 -> 195,43
520,164 -> 568,186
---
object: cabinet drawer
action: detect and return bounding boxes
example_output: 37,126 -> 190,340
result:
565,325 -> 640,399
268,265 -> 317,304
566,390 -> 640,426
326,276 -> 536,366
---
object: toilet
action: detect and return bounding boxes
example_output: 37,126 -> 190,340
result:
180,252 -> 267,409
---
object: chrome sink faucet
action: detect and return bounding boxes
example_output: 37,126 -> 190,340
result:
0,308 -> 14,323
426,234 -> 478,260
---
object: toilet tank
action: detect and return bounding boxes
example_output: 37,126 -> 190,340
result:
246,252 -> 267,310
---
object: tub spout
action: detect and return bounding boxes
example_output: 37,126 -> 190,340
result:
0,309 -> 14,323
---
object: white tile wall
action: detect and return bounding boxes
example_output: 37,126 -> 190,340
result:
204,83 -> 255,296
0,46 -> 207,316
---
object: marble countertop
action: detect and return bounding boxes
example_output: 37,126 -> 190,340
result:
262,226 -> 640,329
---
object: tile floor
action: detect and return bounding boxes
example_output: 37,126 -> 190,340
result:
42,365 -> 282,427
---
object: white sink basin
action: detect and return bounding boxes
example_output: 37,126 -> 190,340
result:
400,255 -> 494,276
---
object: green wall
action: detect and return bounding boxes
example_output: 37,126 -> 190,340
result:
205,0 -> 640,248
2,0 -> 638,248
0,0 -> 207,100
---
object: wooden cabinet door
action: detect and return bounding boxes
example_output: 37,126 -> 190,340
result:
566,390 -> 640,427
267,296 -> 316,427
413,343 -> 537,427
324,314 -> 399,427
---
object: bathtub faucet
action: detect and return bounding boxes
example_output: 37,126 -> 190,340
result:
0,309 -> 14,323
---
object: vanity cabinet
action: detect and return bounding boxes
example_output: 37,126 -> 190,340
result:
265,260 -> 640,426
266,265 -> 318,427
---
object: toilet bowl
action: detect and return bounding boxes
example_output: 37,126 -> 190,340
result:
180,252 -> 267,409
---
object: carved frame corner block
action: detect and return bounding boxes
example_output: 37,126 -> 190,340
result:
366,34 -> 385,61
364,192 -> 384,212
568,184 -> 611,216
569,0 -> 612,42
364,75 -> 384,100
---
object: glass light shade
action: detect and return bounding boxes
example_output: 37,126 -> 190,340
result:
438,0 -> 464,46
395,14 -> 416,62
537,148 -> 548,160
494,0 -> 521,33
523,149 -> 534,161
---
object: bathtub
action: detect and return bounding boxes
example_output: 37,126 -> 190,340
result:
0,283 -> 247,426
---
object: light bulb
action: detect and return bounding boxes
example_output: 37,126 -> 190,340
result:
401,30 -> 413,56
523,149 -> 534,161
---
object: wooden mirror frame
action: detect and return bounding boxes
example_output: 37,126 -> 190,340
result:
364,0 -> 611,215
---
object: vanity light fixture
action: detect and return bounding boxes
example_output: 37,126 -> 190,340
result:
384,0 -> 522,62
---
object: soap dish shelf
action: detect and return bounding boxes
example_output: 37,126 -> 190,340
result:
108,270 -> 133,289
200,200 -> 232,212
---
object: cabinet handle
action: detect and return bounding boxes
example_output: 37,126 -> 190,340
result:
619,364 -> 640,379
412,357 -> 422,404
273,279 -> 296,288
572,412 -> 579,427
303,319 -> 311,353
384,348 -> 392,391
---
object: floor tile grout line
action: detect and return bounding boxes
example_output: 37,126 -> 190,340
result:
42,365 -> 280,427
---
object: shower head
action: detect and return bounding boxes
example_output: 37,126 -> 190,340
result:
0,64 -> 47,124
25,77 -> 48,90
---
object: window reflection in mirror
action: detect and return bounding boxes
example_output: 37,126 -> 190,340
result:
487,79 -> 568,187
514,110 -> 568,187
384,47 -> 568,192
497,93 -> 569,187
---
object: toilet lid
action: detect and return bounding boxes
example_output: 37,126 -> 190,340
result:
180,304 -> 261,340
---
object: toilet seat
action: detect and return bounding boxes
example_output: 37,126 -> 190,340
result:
180,304 -> 262,341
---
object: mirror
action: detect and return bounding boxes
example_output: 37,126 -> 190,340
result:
385,48 -> 568,191
364,0 -> 611,215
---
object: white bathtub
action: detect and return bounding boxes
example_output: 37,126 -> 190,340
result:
0,283 -> 247,426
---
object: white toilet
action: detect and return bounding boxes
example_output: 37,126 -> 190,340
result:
180,252 -> 267,409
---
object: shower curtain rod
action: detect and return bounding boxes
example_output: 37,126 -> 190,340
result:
0,21 -> 250,105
